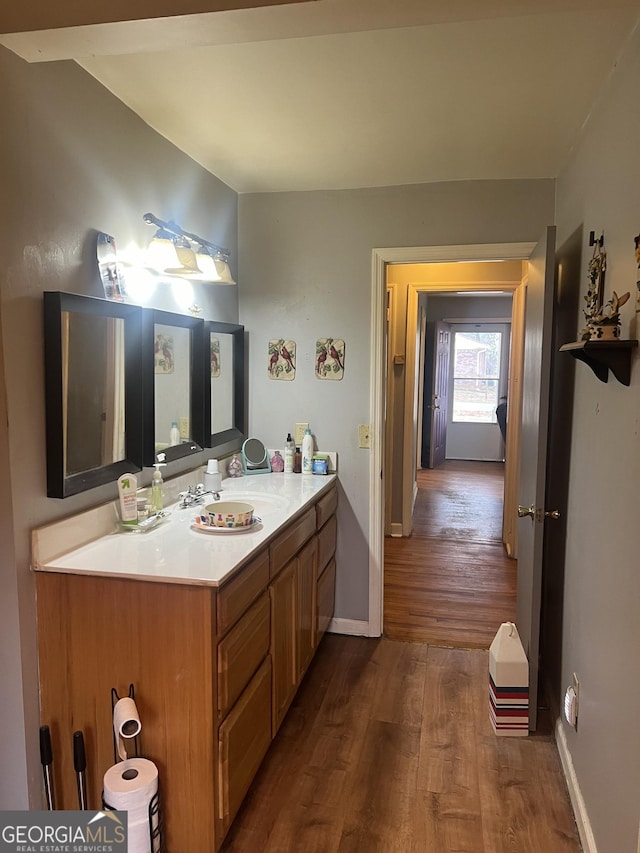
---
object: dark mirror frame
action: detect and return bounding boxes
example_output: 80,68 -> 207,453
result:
204,321 -> 245,451
142,309 -> 206,466
43,291 -> 144,498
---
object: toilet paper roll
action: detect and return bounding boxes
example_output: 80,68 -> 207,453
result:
103,758 -> 159,853
113,697 -> 142,761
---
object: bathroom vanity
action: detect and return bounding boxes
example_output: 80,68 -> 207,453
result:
32,472 -> 337,852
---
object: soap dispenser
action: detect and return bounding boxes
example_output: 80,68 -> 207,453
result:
151,462 -> 165,512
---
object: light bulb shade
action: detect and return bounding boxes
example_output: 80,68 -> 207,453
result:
213,257 -> 236,285
194,248 -> 222,282
146,233 -> 180,273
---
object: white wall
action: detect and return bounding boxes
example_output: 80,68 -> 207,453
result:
554,19 -> 640,853
0,47 -> 239,807
238,181 -> 555,624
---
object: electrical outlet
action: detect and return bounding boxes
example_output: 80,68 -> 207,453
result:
294,423 -> 309,445
358,424 -> 371,448
573,672 -> 579,722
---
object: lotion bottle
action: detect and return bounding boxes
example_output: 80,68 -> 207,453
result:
301,427 -> 314,474
170,421 -> 180,446
118,473 -> 138,526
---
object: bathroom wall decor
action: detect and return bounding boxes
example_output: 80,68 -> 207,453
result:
316,338 -> 345,380
154,333 -> 174,373
268,338 -> 296,380
210,337 -> 221,378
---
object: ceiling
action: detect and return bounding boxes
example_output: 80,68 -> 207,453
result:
3,0 -> 640,193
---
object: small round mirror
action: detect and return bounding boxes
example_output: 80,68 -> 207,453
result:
241,438 -> 271,474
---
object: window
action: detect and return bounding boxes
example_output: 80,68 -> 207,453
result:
451,331 -> 502,423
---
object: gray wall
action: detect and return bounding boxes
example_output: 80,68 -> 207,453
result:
238,182 -> 554,624
554,20 -> 640,853
0,46 -> 239,806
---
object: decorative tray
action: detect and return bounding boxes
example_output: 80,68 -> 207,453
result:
118,511 -> 171,534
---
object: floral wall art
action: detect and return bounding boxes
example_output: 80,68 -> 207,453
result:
268,338 -> 296,380
316,338 -> 345,380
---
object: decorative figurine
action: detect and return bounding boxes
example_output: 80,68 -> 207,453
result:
227,454 -> 242,478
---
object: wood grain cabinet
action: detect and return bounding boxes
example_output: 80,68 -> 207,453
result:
35,483 -> 338,853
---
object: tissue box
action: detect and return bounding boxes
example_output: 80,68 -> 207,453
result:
489,621 -> 529,737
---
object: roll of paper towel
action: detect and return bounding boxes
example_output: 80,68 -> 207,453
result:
103,758 -> 159,853
113,697 -> 142,761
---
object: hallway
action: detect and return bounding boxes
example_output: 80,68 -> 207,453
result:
384,461 -> 517,648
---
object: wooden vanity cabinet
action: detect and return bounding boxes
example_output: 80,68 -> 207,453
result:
35,482 -> 339,853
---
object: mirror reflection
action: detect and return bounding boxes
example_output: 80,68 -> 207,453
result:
210,331 -> 235,434
44,292 -> 143,498
64,312 -> 125,475
142,309 -> 205,466
154,323 -> 192,450
204,321 -> 244,451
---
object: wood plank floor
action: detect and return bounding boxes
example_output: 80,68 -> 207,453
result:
221,636 -> 581,852
384,461 -> 517,648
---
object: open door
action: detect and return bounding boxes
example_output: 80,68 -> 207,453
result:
516,226 -> 558,731
429,321 -> 450,468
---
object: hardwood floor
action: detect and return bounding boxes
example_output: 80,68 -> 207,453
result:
384,461 -> 517,648
221,636 -> 581,852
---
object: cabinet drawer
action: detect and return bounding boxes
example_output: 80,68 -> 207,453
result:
269,507 -> 315,578
317,514 -> 337,574
317,558 -> 336,643
315,486 -> 337,529
217,656 -> 272,834
217,549 -> 270,636
217,592 -> 270,719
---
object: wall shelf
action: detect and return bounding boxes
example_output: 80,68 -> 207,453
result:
559,339 -> 638,386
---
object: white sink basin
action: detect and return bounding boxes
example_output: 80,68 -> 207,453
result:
215,491 -> 288,517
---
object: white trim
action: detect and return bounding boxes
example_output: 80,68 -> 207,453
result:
327,617 -> 370,637
555,718 -> 598,853
390,523 -> 403,538
369,242 -> 536,639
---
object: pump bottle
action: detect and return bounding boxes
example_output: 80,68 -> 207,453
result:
151,463 -> 165,512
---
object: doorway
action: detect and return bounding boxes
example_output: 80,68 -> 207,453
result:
384,276 -> 518,647
367,242 -> 535,638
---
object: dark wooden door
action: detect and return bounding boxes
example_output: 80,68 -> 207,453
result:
429,321 -> 450,468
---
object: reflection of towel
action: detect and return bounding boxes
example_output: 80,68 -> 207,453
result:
496,399 -> 507,442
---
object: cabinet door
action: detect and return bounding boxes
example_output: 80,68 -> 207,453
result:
317,558 -> 336,643
217,656 -> 272,836
270,558 -> 297,736
217,591 -> 270,720
297,537 -> 317,679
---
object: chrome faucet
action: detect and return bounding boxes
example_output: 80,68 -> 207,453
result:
178,484 -> 220,509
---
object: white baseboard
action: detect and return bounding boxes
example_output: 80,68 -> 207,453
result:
555,718 -> 598,853
327,618 -> 373,637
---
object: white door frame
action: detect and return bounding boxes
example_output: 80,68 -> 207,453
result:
368,242 -> 536,638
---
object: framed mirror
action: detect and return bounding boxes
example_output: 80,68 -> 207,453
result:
142,310 -> 205,466
43,292 -> 144,498
205,321 -> 245,451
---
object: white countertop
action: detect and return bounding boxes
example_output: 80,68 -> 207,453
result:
35,473 -> 336,587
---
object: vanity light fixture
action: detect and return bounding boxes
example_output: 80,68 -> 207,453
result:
143,212 -> 236,284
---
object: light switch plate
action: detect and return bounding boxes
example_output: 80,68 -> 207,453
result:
294,422 -> 309,445
179,417 -> 190,439
358,424 -> 371,448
